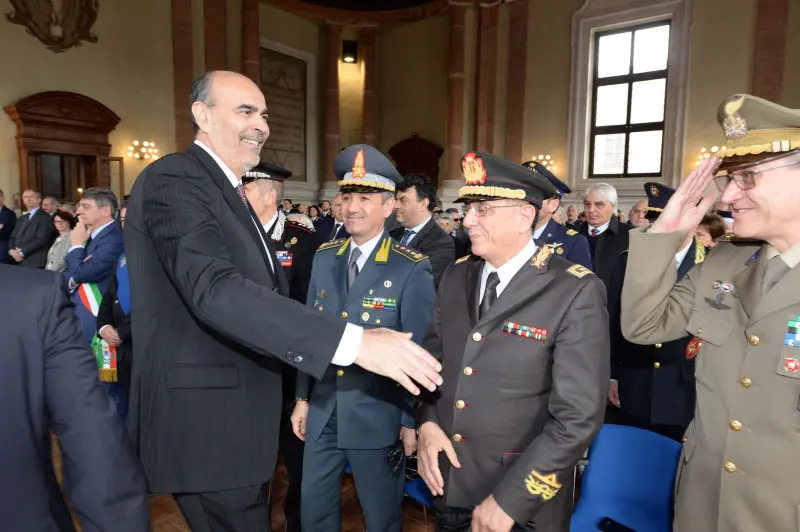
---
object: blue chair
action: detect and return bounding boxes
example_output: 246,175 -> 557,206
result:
404,477 -> 433,524
570,424 -> 682,532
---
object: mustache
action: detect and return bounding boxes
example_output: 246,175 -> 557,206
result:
240,133 -> 266,143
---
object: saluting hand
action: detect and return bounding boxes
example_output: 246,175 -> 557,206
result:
417,421 -> 460,497
355,329 -> 442,396
650,156 -> 721,236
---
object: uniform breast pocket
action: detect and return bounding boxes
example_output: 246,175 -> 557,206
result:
358,309 -> 397,329
772,347 -> 800,430
685,311 -> 734,347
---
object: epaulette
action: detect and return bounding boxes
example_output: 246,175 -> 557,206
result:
714,233 -> 761,244
566,264 -> 594,279
392,243 -> 427,263
455,255 -> 472,264
287,220 -> 314,234
566,229 -> 578,236
317,238 -> 347,253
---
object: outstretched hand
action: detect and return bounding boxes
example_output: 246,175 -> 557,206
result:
650,156 -> 721,236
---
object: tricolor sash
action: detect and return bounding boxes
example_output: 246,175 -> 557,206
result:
79,282 -> 117,382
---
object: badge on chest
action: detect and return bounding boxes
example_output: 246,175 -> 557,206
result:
275,250 -> 293,267
502,321 -> 548,342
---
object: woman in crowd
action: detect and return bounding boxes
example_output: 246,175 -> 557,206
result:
694,213 -> 726,249
45,209 -> 75,272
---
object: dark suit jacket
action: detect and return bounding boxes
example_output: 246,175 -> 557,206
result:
9,208 -> 54,268
0,265 -> 149,532
608,241 -> 698,427
0,205 -> 16,264
451,228 -> 471,259
391,216 -> 455,288
328,221 -> 349,241
314,214 -> 334,241
125,143 -> 346,494
63,221 -> 125,342
297,234 -> 436,448
580,215 -> 630,290
416,249 -> 609,527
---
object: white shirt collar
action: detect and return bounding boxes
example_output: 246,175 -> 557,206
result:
409,215 -> 431,235
533,222 -> 548,240
194,140 -> 240,187
350,231 -> 385,269
91,219 -> 116,240
588,220 -> 611,235
27,206 -> 40,216
480,239 -> 539,302
262,212 -> 279,233
674,239 -> 693,269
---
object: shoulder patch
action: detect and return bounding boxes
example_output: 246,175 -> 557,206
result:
287,220 -> 314,234
566,264 -> 593,279
455,255 -> 472,264
566,229 -> 578,236
392,243 -> 427,263
317,238 -> 347,253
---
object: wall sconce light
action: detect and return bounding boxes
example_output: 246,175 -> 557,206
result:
695,145 -> 720,166
533,154 -> 557,173
128,140 -> 159,160
342,40 -> 358,64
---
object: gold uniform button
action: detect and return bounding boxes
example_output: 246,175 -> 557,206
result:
375,319 -> 381,325
463,367 -> 474,376
453,433 -> 463,442
362,312 -> 370,321
336,369 -> 344,377
318,306 -> 323,312
697,327 -> 703,334
341,311 -> 348,319
724,461 -> 737,473
729,420 -> 742,431
740,376 -> 752,388
456,400 -> 465,409
748,334 -> 760,346
655,343 -> 663,348
653,362 -> 661,369
681,436 -> 688,443
472,332 -> 482,342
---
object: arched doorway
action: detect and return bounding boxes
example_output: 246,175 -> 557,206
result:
4,91 -> 123,202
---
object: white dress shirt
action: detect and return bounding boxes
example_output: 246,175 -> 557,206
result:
194,140 -> 360,366
479,239 -> 539,303
533,223 -> 547,240
674,240 -> 693,270
402,216 -> 432,246
349,231 -> 384,270
587,220 -> 611,236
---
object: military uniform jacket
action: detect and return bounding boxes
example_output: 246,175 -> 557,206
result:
416,247 -> 609,525
536,218 -> 593,270
622,230 -> 800,532
267,214 -> 322,305
296,233 -> 436,449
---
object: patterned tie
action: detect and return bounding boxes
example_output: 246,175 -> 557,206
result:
400,229 -> 415,246
763,256 -> 790,295
236,183 -> 249,208
479,271 -> 501,319
347,247 -> 362,292
591,229 -> 599,238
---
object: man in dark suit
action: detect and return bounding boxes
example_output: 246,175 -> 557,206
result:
579,183 -> 631,289
328,193 -> 349,241
292,145 -> 436,532
315,198 -> 335,239
392,173 -> 455,288
0,188 -> 16,264
607,183 -> 699,442
0,265 -> 150,532
522,161 -> 592,269
445,207 -> 471,257
416,153 -> 609,532
8,189 -> 55,268
125,70 -> 442,531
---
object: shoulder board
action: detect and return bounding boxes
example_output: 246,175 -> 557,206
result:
392,243 -> 427,263
317,238 -> 347,253
566,264 -> 594,279
714,233 -> 761,244
287,220 -> 314,234
565,229 -> 578,236
455,255 -> 472,264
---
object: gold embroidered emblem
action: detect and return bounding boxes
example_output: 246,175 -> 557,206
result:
565,229 -> 577,236
374,238 -> 392,263
336,238 -> 351,256
455,255 -> 471,264
720,96 -> 747,139
462,152 -> 487,185
524,471 -> 562,500
650,185 -> 659,196
530,244 -> 552,269
352,149 -> 367,179
566,264 -> 593,278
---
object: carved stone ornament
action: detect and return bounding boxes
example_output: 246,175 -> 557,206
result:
6,0 -> 99,54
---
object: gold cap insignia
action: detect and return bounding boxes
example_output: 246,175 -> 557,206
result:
462,152 -> 487,185
650,185 -> 659,196
720,96 -> 747,140
352,149 -> 367,179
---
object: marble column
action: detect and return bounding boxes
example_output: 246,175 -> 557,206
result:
172,0 -> 194,149
320,23 -> 343,199
475,3 -> 499,153
504,0 -> 529,163
360,26 -> 378,147
241,0 -> 259,83
752,0 -> 789,102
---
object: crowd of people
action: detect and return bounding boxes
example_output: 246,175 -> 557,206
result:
1,70 -> 799,532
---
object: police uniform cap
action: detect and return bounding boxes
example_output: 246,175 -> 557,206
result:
457,152 -> 558,208
522,161 -> 571,197
334,144 -> 403,193
242,162 -> 292,184
644,182 -> 674,221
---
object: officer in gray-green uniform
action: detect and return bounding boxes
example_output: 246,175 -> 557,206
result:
291,144 -> 436,532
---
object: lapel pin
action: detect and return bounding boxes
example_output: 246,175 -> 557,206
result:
384,280 -> 392,288
705,282 -> 733,310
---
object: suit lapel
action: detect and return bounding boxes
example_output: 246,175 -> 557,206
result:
677,238 -> 696,281
465,259 -> 482,327
752,251 -> 800,324
733,245 -> 767,319
333,237 -> 350,294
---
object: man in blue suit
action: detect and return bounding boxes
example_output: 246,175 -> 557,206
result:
63,187 -> 125,417
291,145 -> 436,532
523,161 -> 592,269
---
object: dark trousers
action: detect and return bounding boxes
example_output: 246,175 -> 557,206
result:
279,405 -> 304,532
174,484 -> 270,532
300,411 -> 405,532
435,506 -> 536,531
103,381 -> 128,421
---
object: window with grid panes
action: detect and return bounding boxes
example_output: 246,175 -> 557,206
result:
589,21 -> 670,178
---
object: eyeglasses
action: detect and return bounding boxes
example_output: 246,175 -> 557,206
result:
461,202 -> 525,217
714,157 -> 800,192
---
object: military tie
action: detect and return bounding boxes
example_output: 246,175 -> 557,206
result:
347,247 -> 362,292
763,255 -> 790,295
400,229 -> 415,246
235,183 -> 249,207
479,271 -> 500,319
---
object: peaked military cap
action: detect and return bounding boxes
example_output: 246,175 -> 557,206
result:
644,182 -> 674,221
457,152 -> 558,207
522,160 -> 571,197
716,94 -> 800,170
242,162 -> 292,184
334,144 -> 403,193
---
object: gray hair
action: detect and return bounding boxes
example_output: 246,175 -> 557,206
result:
190,72 -> 215,135
435,212 -> 454,224
585,183 -> 618,208
80,187 -> 118,218
256,179 -> 285,203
